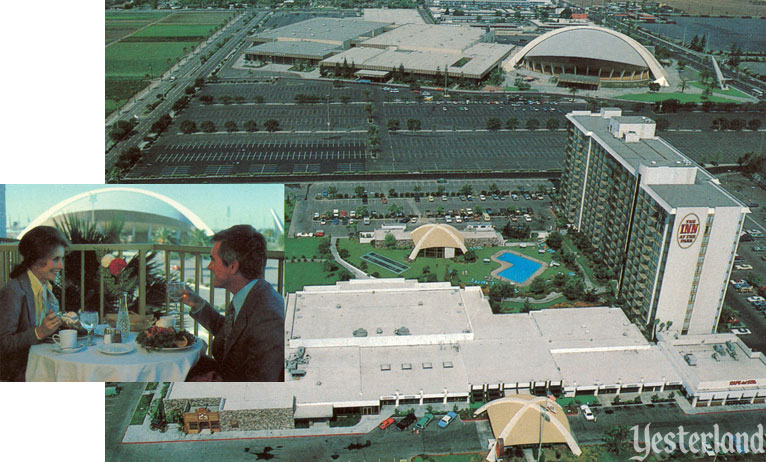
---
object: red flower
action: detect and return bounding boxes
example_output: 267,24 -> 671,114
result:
109,258 -> 128,276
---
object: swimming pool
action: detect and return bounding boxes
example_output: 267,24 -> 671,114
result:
496,252 -> 542,284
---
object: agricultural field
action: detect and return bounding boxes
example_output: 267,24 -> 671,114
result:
105,10 -> 236,118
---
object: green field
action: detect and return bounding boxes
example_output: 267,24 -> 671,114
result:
286,261 -> 347,293
617,91 -> 737,104
286,237 -> 328,259
106,12 -> 169,21
159,12 -> 234,24
105,10 -> 235,117
132,24 -> 216,38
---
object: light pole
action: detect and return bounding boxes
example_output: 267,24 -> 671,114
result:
326,94 -> 331,131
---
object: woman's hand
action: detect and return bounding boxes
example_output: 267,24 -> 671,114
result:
35,309 -> 61,338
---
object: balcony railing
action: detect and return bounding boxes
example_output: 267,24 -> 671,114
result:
0,243 -> 285,350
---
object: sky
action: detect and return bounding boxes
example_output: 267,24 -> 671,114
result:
4,184 -> 284,233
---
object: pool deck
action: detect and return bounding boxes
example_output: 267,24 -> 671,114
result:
490,249 -> 548,286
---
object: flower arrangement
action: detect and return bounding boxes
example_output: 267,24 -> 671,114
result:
100,253 -> 135,297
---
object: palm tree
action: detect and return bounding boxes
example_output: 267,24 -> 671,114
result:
183,228 -> 210,247
54,214 -> 169,314
569,87 -> 578,102
152,227 -> 178,245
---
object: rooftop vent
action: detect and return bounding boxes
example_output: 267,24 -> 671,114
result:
422,362 -> 433,369
381,363 -> 391,371
336,304 -> 342,309
395,327 -> 411,336
353,328 -> 368,337
376,328 -> 383,334
401,363 -> 412,370
684,353 -> 697,366
443,361 -> 454,369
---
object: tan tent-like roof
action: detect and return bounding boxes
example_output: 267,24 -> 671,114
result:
408,224 -> 468,260
474,395 -> 581,457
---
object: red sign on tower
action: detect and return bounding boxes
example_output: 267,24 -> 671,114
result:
677,213 -> 700,249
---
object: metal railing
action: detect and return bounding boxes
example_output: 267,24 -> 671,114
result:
0,243 -> 285,343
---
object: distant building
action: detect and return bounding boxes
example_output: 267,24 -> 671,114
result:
504,26 -> 669,88
372,223 -> 503,258
20,187 -> 213,243
559,109 -> 749,336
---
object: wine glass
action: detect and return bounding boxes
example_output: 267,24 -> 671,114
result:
80,311 -> 99,346
167,280 -> 186,330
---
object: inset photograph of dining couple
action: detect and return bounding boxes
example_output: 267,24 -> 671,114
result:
0,184 -> 285,383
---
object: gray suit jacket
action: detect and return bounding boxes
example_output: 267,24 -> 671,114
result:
191,279 -> 284,382
0,273 -> 44,381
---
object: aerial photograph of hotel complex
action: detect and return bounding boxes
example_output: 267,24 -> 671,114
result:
99,0 -> 765,460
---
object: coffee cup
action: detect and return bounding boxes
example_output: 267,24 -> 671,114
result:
52,329 -> 78,349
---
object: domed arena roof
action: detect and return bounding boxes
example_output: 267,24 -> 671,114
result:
408,224 -> 467,260
20,187 -> 213,242
504,26 -> 669,86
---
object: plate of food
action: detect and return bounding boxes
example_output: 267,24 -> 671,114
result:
135,326 -> 196,351
97,343 -> 135,355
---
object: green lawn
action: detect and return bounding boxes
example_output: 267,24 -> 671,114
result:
286,261 -> 346,293
132,24 -> 216,38
105,77 -> 149,117
336,239 -> 580,288
129,394 -> 154,425
106,21 -> 154,30
556,395 -> 599,407
686,81 -> 750,98
286,237 -> 328,259
617,92 -> 736,104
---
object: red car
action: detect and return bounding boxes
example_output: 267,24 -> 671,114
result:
378,417 -> 395,430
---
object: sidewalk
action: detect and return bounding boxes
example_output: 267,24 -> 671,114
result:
331,237 -> 371,279
123,413 -> 383,444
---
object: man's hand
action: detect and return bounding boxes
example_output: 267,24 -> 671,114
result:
35,309 -> 61,338
181,289 -> 205,312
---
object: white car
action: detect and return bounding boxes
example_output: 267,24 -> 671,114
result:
731,327 -> 752,335
747,296 -> 765,303
735,264 -> 753,270
702,442 -> 716,456
580,404 -> 595,421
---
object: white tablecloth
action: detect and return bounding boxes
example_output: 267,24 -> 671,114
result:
26,333 -> 205,382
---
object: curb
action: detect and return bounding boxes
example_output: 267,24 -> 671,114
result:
122,431 -> 366,445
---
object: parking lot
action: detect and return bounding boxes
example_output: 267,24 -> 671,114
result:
124,77 -> 765,180
288,178 -> 558,237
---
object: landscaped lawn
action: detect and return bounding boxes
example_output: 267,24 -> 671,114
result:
686,81 -> 750,99
336,239 -> 580,289
129,394 -> 154,425
106,41 -> 197,78
105,77 -> 150,117
617,92 -> 735,104
105,12 -> 170,22
286,237 -> 328,260
159,12 -> 234,24
286,261 -> 347,293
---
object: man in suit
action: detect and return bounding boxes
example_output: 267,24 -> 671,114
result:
0,226 -> 68,381
182,225 -> 284,382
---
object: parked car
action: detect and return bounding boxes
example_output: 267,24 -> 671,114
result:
580,404 -> 595,421
437,411 -> 458,429
414,413 -> 434,430
396,413 -> 416,430
735,264 -> 753,270
378,417 -> 395,430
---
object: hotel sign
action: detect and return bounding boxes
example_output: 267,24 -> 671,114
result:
729,380 -> 757,386
677,213 -> 700,249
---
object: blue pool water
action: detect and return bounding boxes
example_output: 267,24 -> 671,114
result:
496,252 -> 542,284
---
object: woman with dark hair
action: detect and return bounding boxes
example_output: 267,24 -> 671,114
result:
0,226 -> 70,381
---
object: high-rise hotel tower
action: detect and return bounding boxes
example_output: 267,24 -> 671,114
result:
559,109 -> 749,335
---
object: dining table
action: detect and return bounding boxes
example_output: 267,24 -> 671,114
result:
25,329 -> 206,382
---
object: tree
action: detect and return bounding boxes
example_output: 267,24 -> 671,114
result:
384,233 -> 397,248
200,95 -> 214,104
459,183 -> 473,195
569,87 -> 578,101
648,82 -> 660,92
506,117 -> 519,130
546,118 -> 559,130
525,118 -> 540,130
463,249 -> 477,262
200,120 -> 216,133
655,117 -> 670,131
603,426 -> 632,456
244,120 -> 258,132
407,119 -> 421,131
563,277 -> 584,300
109,119 -> 137,142
180,120 -> 197,134
529,277 -> 546,295
338,248 -> 350,259
486,118 -> 502,130
264,119 -> 280,132
224,120 -> 237,132
546,231 -> 563,249
387,119 -> 400,131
